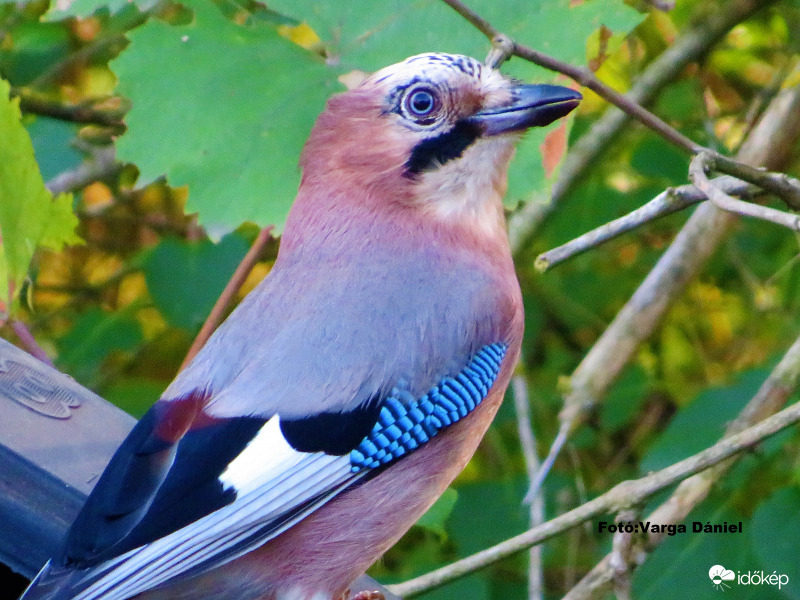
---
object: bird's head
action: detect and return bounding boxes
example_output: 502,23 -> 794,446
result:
297,52 -> 581,237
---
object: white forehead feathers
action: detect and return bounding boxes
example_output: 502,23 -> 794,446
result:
365,52 -> 509,96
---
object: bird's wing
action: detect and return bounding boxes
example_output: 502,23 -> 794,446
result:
26,343 -> 509,600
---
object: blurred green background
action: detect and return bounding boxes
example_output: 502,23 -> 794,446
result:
2,0 -> 800,598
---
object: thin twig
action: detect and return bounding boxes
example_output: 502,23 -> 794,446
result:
512,376 -> 543,600
10,320 -> 54,367
442,0 -> 701,154
608,509 -> 641,600
690,153 -> 800,231
30,33 -> 130,88
14,88 -> 127,128
711,154 -> 800,210
389,399 -> 800,597
547,81 -> 800,488
46,146 -> 121,196
563,331 -> 800,600
535,177 -> 756,271
484,34 -> 514,69
179,226 -> 274,371
507,0 -> 774,252
537,152 -> 800,270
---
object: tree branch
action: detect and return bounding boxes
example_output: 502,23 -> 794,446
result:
535,177 -> 756,271
389,398 -> 800,597
14,88 -> 126,128
536,155 -> 800,270
507,0 -> 774,252
512,376 -> 544,600
690,153 -> 800,231
562,331 -> 800,599
46,146 -> 121,196
545,80 -> 800,484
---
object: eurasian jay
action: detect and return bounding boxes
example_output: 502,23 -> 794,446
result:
20,52 -> 580,600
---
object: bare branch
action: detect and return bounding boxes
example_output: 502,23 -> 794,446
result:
563,332 -> 800,600
508,0 -> 774,251
46,146 -> 121,196
512,377 -> 544,600
9,320 -> 54,367
711,154 -> 800,210
690,153 -> 800,230
484,34 -> 515,69
389,399 -> 800,597
553,80 -> 800,464
608,509 -> 642,600
536,151 -> 800,270
14,88 -> 126,128
535,177 -> 756,271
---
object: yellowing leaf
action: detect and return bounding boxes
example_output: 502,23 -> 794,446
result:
40,193 -> 83,249
540,118 -> 570,179
277,22 -> 322,51
0,78 -> 81,312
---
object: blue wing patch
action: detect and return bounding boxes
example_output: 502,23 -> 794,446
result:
350,343 -> 507,471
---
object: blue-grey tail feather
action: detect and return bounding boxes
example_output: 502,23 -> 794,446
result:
20,559 -> 123,600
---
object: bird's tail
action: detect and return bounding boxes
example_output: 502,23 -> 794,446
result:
18,561 -> 85,600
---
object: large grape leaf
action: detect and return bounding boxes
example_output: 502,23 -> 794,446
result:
267,0 -> 645,206
111,0 -> 337,236
0,78 -> 81,313
267,0 -> 642,73
113,0 -> 642,234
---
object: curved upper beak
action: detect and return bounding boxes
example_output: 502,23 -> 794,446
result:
467,84 -> 582,136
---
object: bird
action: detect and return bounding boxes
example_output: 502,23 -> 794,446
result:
20,52 -> 580,600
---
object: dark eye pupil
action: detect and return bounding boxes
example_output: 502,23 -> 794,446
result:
409,90 -> 434,115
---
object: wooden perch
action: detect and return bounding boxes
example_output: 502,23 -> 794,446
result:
0,337 -> 399,600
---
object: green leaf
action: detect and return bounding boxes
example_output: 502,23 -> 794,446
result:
640,369 -> 766,473
634,494 -> 782,600
268,0 -> 643,73
25,116 -> 83,181
141,233 -> 249,331
751,487 -> 800,600
57,307 -> 143,385
0,78 -> 81,310
112,0 -> 337,236
416,487 -> 458,536
104,377 -> 166,418
267,0 -> 644,206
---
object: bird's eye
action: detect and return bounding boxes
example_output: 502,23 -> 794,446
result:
404,87 -> 438,119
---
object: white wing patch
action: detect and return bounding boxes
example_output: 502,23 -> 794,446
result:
219,416 -> 304,495
71,416 -> 362,600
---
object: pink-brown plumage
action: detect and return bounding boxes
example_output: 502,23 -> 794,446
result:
21,52 -> 579,600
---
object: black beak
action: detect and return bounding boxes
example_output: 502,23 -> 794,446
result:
467,84 -> 582,136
